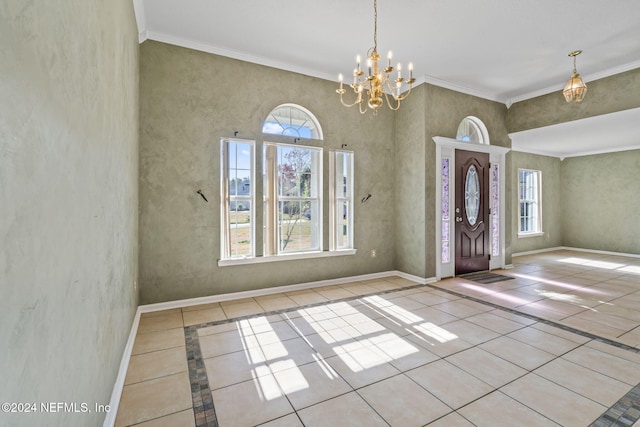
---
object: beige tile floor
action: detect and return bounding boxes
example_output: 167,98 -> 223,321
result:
115,250 -> 640,427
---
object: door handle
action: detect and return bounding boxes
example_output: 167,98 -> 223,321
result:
456,217 -> 463,222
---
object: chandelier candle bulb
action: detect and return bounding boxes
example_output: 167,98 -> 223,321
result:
397,63 -> 401,80
387,51 -> 392,68
409,62 -> 413,79
356,55 -> 361,72
367,59 -> 372,76
339,74 -> 343,90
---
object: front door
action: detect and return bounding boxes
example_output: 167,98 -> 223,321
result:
455,149 -> 490,275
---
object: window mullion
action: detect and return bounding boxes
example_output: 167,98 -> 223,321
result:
264,144 -> 278,256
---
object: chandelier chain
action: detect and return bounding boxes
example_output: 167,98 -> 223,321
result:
373,0 -> 377,50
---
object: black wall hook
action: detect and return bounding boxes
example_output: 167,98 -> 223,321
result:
341,144 -> 348,148
361,194 -> 371,203
234,131 -> 239,137
197,190 -> 208,202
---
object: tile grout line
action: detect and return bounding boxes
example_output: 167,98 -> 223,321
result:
182,284 -> 429,426
181,280 -> 639,427
423,282 -> 640,354
424,281 -> 640,427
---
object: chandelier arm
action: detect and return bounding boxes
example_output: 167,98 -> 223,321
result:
382,78 -> 400,98
394,83 -> 413,101
383,91 -> 401,110
337,90 -> 363,108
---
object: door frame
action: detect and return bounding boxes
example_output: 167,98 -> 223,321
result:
433,136 -> 510,279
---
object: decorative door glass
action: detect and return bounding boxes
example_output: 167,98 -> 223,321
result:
491,163 -> 500,256
441,158 -> 450,263
465,165 -> 480,225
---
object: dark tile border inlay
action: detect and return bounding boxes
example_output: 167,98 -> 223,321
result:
182,280 -> 640,427
185,325 -> 217,427
590,384 -> 640,427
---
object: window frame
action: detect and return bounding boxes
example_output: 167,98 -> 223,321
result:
263,141 -> 323,256
218,103 -> 357,266
330,149 -> 354,251
262,103 -> 324,140
518,168 -> 543,237
220,138 -> 256,259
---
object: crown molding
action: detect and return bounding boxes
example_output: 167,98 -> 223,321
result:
133,0 -> 147,42
421,75 -> 505,104
510,140 -> 640,160
146,31 -> 341,82
139,31 -> 640,108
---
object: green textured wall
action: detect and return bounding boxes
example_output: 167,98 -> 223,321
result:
0,0 -> 139,425
395,84 -> 512,278
426,85 -> 513,272
139,41 -> 396,304
561,150 -> 640,254
395,85 -> 427,277
508,68 -> 640,132
511,152 -> 563,254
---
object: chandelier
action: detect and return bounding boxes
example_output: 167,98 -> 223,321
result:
336,0 -> 415,114
563,50 -> 587,103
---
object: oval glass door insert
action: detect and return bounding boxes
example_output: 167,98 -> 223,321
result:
465,165 -> 480,225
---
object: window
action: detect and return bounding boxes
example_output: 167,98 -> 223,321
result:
220,104 -> 355,265
262,104 -> 323,140
330,150 -> 354,250
264,143 -> 322,255
518,169 -> 542,235
221,138 -> 255,258
456,116 -> 490,144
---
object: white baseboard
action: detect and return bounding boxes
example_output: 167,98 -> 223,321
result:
103,307 -> 142,427
395,270 -> 437,285
559,246 -> 640,259
138,270 -> 425,314
512,246 -> 640,259
512,246 -> 565,257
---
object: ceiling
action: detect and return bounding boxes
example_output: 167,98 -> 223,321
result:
133,0 -> 640,157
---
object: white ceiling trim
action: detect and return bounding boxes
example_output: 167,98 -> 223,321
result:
141,29 -> 640,108
145,31 -> 433,91
422,75 -> 504,104
510,143 -> 640,161
142,31 -> 506,104
146,31 -> 348,84
133,0 -> 147,43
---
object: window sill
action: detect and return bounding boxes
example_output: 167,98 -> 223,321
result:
218,249 -> 357,267
518,232 -> 544,238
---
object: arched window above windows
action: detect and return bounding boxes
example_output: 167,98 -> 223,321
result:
456,116 -> 490,145
262,103 -> 323,140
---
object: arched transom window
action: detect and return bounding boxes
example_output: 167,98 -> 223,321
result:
262,103 -> 323,140
456,116 -> 490,145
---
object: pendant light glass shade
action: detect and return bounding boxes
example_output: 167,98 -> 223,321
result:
563,50 -> 587,103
